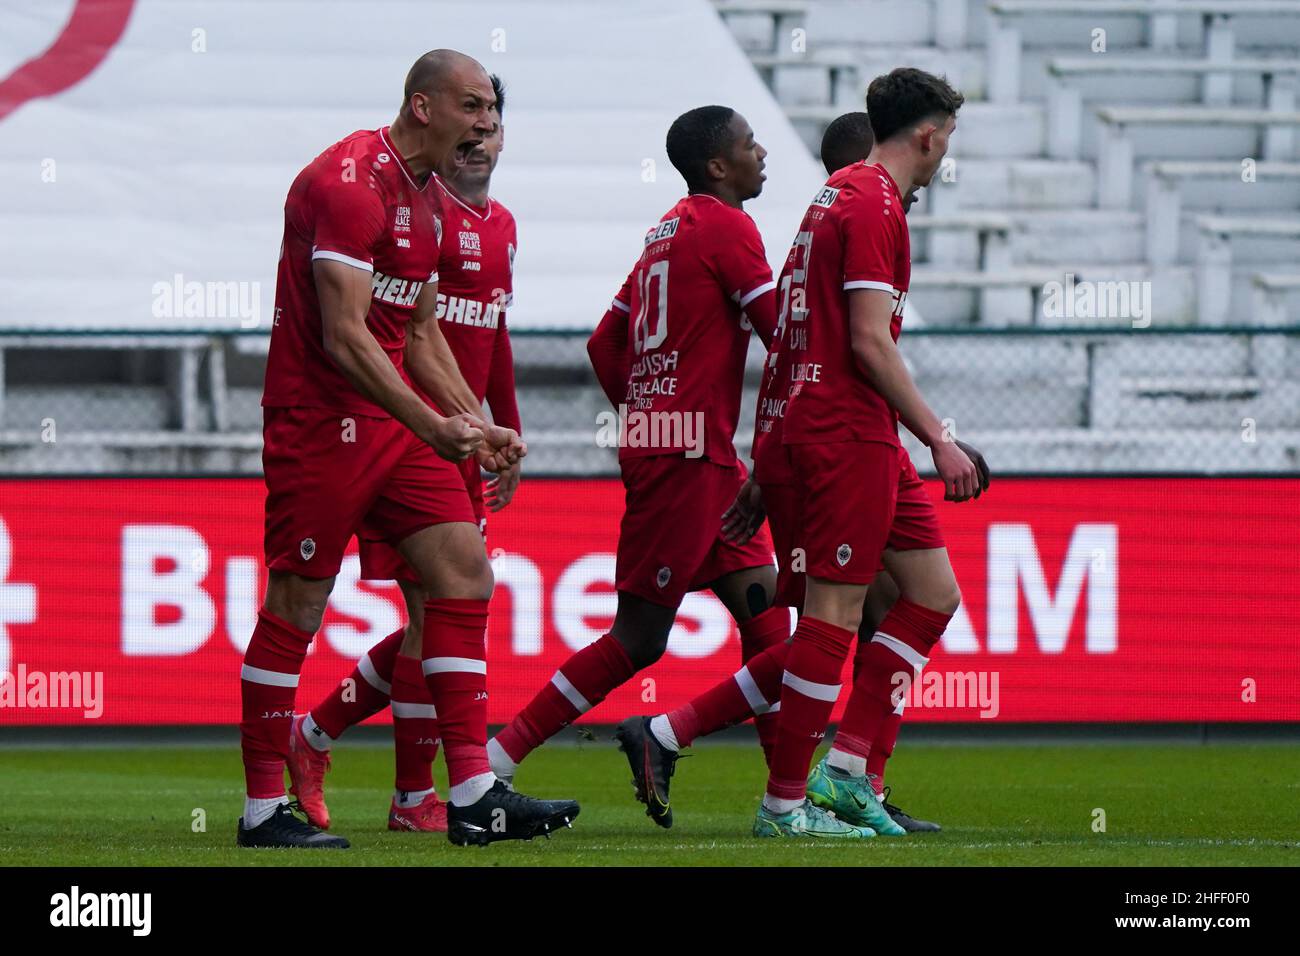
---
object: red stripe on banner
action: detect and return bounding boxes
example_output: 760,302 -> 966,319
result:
0,0 -> 136,123
0,477 -> 1295,724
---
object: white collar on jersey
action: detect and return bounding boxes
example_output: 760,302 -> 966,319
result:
378,127 -> 429,193
437,177 -> 492,220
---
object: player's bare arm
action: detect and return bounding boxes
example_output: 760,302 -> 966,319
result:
847,287 -> 979,501
406,282 -> 526,471
720,476 -> 765,544
314,257 -> 484,465
484,462 -> 520,512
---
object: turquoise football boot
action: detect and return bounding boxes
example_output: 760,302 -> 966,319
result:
806,756 -> 907,836
752,799 -> 874,839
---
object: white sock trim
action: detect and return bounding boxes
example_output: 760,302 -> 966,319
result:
649,714 -> 679,752
394,786 -> 436,808
240,664 -> 299,688
242,794 -> 288,828
487,737 -> 517,780
391,700 -> 437,719
450,771 -> 496,807
422,656 -> 487,676
550,670 -> 592,713
733,665 -> 771,715
301,712 -> 332,751
870,631 -> 930,672
356,653 -> 393,695
827,747 -> 867,777
781,670 -> 841,703
762,794 -> 803,815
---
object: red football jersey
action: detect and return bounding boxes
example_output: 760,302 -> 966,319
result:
609,194 -> 775,465
782,162 -> 910,447
433,180 -> 520,432
750,255 -> 799,485
263,127 -> 444,417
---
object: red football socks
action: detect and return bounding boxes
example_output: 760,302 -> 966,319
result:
493,633 -> 635,764
310,626 -> 404,741
738,606 -> 792,765
239,609 -> 314,798
421,598 -> 493,805
764,616 -> 855,803
833,597 -> 952,764
392,652 -> 439,795
665,637 -> 789,749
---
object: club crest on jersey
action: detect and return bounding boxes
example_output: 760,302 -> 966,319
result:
507,242 -> 516,275
644,217 -> 679,246
812,185 -> 840,208
656,566 -> 672,589
836,543 -> 852,567
300,538 -> 316,561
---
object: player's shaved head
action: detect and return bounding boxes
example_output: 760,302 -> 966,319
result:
389,48 -> 495,181
820,111 -> 874,175
403,49 -> 487,107
666,105 -> 738,192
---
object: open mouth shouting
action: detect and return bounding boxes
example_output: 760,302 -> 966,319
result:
452,137 -> 482,168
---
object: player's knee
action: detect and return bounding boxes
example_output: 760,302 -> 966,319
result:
624,632 -> 669,670
918,585 -> 961,617
399,620 -> 422,657
281,599 -> 326,635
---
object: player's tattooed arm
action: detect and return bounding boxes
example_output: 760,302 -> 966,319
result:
314,258 -> 484,462
847,289 -> 979,502
406,281 -> 526,470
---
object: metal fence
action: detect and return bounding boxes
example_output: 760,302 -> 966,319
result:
0,326 -> 1296,475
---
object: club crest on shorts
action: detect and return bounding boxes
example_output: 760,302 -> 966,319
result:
656,566 -> 672,589
836,543 -> 852,567
300,537 -> 316,561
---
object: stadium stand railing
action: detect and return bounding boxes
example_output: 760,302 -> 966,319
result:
1,327 -> 1295,475
6,0 -> 1300,477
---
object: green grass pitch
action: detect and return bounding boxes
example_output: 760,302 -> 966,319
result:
2,740 -> 1296,866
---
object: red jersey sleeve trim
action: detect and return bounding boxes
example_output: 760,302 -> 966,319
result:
844,279 -> 895,293
311,248 -> 374,273
611,298 -> 630,313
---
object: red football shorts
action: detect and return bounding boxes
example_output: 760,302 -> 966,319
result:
615,455 -> 775,608
786,440 -> 944,585
358,458 -> 487,583
262,406 -> 474,578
